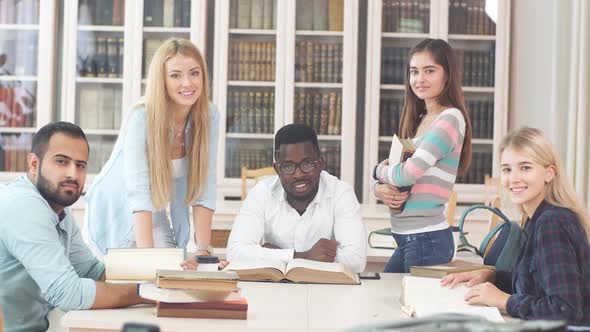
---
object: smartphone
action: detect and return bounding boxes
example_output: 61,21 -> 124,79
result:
358,272 -> 381,280
122,323 -> 160,332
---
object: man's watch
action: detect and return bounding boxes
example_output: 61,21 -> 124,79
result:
196,244 -> 214,254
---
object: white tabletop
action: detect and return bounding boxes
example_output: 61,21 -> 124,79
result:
61,274 -> 406,332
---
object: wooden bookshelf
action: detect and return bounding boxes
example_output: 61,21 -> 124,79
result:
362,0 -> 510,204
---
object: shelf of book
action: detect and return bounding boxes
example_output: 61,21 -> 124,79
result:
448,34 -> 496,41
463,87 -> 494,93
0,0 -> 56,176
295,82 -> 343,89
380,84 -> 405,90
229,29 -> 276,35
295,31 -> 344,37
226,133 -> 274,139
0,24 -> 39,30
382,32 -> 429,39
227,81 -> 276,87
214,0 -> 355,198
0,76 -> 37,82
362,0 -> 510,204
76,77 -> 124,84
77,25 -> 125,32
142,27 -> 191,34
83,129 -> 120,136
0,127 -> 36,134
58,0 -> 209,179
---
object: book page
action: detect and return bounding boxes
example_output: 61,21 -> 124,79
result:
399,137 -> 417,153
225,259 -> 287,282
285,259 -> 359,284
412,304 -> 504,323
388,134 -> 404,165
104,248 -> 184,281
401,276 -> 503,322
401,276 -> 468,307
286,259 -> 346,273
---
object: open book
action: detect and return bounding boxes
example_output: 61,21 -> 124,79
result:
225,259 -> 360,285
401,276 -> 504,322
410,260 -> 495,279
104,248 -> 184,281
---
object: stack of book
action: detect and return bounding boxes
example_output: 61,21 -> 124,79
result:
140,270 -> 248,320
448,0 -> 496,35
293,90 -> 342,135
226,90 -> 275,134
228,40 -> 276,81
382,0 -> 430,33
0,133 -> 31,172
229,0 -> 277,30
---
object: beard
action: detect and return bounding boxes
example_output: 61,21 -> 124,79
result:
36,167 -> 82,208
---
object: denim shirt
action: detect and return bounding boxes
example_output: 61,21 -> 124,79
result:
0,176 -> 104,332
85,103 -> 219,254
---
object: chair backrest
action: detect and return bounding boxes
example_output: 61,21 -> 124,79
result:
484,175 -> 500,205
241,166 -> 276,200
446,191 -> 458,226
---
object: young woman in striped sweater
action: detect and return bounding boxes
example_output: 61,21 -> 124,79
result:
372,38 -> 472,273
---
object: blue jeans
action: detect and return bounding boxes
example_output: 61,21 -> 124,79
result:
384,228 -> 454,273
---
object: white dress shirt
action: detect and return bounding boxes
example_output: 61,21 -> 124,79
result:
227,171 -> 367,273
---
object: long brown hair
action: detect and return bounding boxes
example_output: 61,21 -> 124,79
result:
499,127 -> 590,240
143,38 -> 210,209
398,38 -> 472,175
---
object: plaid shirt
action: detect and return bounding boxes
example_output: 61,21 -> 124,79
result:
495,201 -> 590,324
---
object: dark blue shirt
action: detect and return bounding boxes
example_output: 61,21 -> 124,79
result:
496,201 -> 590,324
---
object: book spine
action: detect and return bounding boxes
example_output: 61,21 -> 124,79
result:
181,0 -> 190,27
163,0 -> 174,27
106,37 -> 118,78
112,0 -> 124,25
262,0 -> 273,29
254,92 -> 262,133
95,36 -> 108,77
320,92 -> 329,135
313,0 -> 328,30
250,0 -> 263,29
335,92 -> 342,135
320,44 -> 328,82
237,0 -> 251,29
117,37 -> 124,77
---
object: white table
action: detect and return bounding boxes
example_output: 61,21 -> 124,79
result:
61,274 -> 406,332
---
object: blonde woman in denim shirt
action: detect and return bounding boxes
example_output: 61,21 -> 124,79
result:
84,39 -> 218,258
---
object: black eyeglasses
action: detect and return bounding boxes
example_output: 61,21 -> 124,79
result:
276,159 -> 320,175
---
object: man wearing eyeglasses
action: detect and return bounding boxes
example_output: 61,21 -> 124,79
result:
226,124 -> 367,273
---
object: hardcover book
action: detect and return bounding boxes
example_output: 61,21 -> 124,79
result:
225,258 -> 360,285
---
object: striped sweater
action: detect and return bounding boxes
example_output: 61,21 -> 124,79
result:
374,108 -> 466,233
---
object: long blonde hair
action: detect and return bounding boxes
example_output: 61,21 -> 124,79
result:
143,38 -> 210,209
399,38 -> 472,175
499,127 -> 590,239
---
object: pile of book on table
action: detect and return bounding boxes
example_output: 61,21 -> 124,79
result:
139,269 -> 247,320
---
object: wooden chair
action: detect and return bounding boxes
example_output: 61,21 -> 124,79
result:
241,165 -> 276,200
484,175 -> 501,205
446,191 -> 458,227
